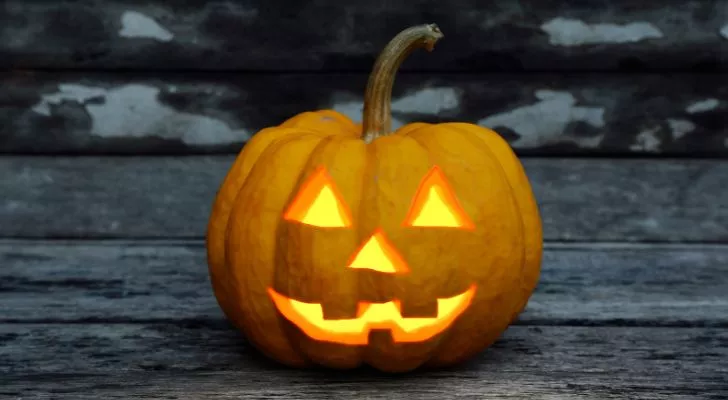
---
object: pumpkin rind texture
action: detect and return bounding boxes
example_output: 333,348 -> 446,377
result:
206,111 -> 542,372
207,23 -> 542,372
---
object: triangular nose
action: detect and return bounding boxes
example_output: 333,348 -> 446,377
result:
346,229 -> 409,274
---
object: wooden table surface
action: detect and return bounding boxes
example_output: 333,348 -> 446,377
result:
2,1 -> 728,398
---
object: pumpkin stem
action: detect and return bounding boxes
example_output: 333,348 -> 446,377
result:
361,24 -> 444,143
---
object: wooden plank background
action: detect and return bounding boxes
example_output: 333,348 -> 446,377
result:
2,72 -> 727,155
2,0 -> 728,155
1,0 -> 727,398
3,325 -> 727,399
1,157 -> 726,241
3,0 -> 727,72
2,240 -> 727,325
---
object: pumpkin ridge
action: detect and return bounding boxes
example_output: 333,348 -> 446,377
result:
387,133 -> 454,365
225,132 -> 335,367
276,135 -> 368,368
208,127 -> 322,326
397,128 -> 474,361
441,122 -> 543,320
209,127 -> 337,256
275,135 -> 333,366
281,110 -> 361,137
396,122 -> 433,138
437,122 -> 527,276
359,135 -> 448,371
404,123 -> 527,366
222,130 -> 333,268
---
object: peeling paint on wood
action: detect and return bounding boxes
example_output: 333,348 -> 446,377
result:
333,87 -> 461,130
390,87 -> 461,114
31,83 -> 249,145
3,72 -> 728,155
119,10 -> 174,42
666,119 -> 697,139
686,98 -> 721,113
541,18 -> 663,46
1,157 -> 726,242
1,0 -> 727,71
478,90 -> 605,149
630,128 -> 662,152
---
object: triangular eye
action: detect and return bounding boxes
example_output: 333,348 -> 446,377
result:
403,166 -> 475,230
283,166 -> 353,228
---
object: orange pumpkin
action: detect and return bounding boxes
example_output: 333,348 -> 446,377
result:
206,24 -> 542,372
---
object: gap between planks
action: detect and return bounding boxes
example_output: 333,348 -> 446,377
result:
2,238 -> 728,250
2,240 -> 727,327
1,156 -> 727,242
0,324 -> 727,399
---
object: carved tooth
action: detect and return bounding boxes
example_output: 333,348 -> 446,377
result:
320,297 -> 360,320
397,297 -> 439,318
356,302 -> 372,318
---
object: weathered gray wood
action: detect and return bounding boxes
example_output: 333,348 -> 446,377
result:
2,0 -> 727,72
1,324 -> 726,399
2,71 -> 727,155
1,157 -> 726,242
1,241 -> 727,325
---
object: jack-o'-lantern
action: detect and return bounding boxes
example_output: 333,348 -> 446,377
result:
206,24 -> 542,373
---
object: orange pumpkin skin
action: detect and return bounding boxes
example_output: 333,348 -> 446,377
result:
206,109 -> 542,372
207,24 -> 542,372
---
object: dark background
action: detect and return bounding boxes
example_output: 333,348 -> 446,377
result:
1,1 -> 727,398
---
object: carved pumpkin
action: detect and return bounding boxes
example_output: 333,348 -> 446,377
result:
206,24 -> 542,372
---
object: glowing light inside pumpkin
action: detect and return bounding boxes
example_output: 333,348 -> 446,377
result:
268,284 -> 476,345
283,167 -> 352,228
404,166 -> 474,230
346,229 -> 409,273
274,165 -> 479,345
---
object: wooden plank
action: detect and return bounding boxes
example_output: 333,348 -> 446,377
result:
2,71 -> 728,155
1,241 -> 727,325
2,0 -> 727,72
1,157 -> 726,242
1,324 -> 726,398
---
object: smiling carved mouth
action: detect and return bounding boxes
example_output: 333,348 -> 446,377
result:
267,284 -> 477,345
